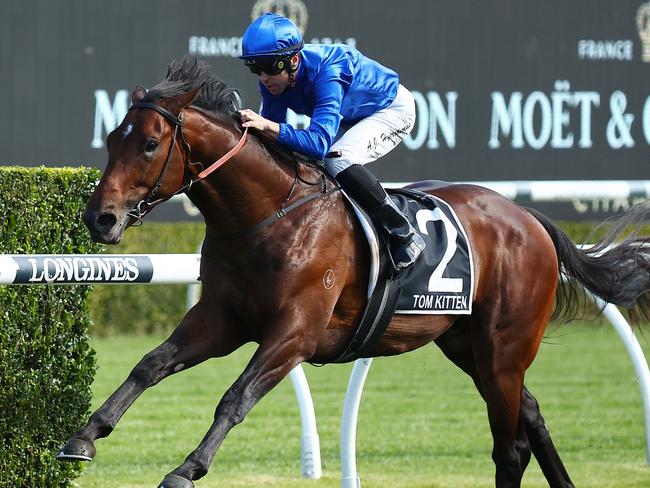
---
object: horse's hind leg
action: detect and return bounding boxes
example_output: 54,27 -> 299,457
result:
436,321 -> 531,486
436,321 -> 532,472
438,309 -> 555,488
57,302 -> 240,462
521,386 -> 574,488
477,340 -> 527,487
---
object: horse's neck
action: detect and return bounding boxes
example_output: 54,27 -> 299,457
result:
184,110 -> 295,234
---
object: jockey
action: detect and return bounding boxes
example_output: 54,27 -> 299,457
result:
238,13 -> 425,271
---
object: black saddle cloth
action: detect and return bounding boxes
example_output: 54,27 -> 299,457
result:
331,187 -> 474,363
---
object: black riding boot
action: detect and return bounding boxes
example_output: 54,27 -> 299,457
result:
335,164 -> 426,271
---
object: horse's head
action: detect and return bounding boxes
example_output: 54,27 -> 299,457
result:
84,84 -> 200,244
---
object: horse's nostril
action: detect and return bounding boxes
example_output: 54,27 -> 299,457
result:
96,213 -> 117,229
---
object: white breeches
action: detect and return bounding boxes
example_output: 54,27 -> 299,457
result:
324,84 -> 416,176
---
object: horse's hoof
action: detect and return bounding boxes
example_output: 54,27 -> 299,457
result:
56,437 -> 96,462
157,473 -> 195,488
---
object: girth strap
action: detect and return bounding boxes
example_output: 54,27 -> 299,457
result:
330,273 -> 401,363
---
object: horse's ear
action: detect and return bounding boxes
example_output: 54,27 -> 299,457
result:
170,84 -> 202,112
131,85 -> 147,104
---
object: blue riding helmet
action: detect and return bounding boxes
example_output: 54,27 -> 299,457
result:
240,13 -> 304,60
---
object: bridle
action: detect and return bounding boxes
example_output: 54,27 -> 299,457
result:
126,101 -> 249,223
125,100 -> 337,237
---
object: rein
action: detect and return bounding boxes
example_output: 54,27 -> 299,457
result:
126,101 -> 338,236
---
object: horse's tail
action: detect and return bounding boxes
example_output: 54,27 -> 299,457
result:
526,204 -> 650,322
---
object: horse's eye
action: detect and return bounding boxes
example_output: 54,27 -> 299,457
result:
145,140 -> 159,154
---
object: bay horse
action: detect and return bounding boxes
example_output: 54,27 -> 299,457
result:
59,57 -> 650,488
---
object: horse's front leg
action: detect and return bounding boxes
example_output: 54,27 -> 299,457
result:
157,318 -> 318,488
57,302 -> 240,462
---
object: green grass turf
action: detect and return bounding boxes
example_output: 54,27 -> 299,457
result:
74,324 -> 650,487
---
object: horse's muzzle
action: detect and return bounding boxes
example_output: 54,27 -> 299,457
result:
83,207 -> 124,244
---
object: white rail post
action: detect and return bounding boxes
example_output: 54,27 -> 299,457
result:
587,293 -> 650,465
289,365 -> 322,479
340,357 -> 373,488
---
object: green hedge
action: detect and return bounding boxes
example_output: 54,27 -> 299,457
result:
0,167 -> 101,488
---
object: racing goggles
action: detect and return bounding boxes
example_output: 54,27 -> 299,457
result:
244,57 -> 289,76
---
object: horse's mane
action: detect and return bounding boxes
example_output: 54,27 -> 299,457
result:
144,56 -> 320,168
143,55 -> 243,115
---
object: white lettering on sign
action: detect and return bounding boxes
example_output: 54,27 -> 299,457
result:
403,91 -> 457,150
90,84 -> 650,154
643,95 -> 650,144
488,81 -> 600,149
27,256 -> 140,283
188,36 -> 243,57
606,91 -> 635,148
91,89 -> 129,149
577,39 -> 634,61
572,197 -> 648,215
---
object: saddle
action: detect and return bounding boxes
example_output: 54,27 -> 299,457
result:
332,186 -> 475,363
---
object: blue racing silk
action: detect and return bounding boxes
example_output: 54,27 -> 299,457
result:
259,43 -> 400,159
